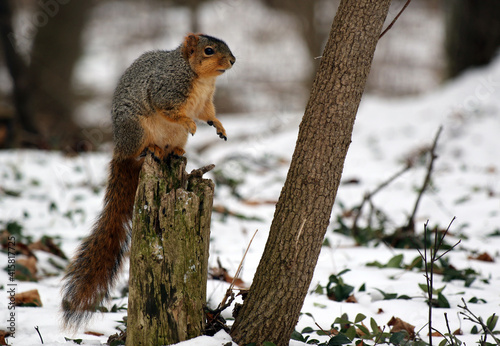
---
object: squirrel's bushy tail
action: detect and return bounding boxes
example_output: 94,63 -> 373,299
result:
61,156 -> 142,329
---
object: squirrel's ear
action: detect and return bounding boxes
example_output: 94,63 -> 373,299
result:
182,33 -> 200,60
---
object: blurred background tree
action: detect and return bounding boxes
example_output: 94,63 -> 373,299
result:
0,0 -> 499,150
0,0 -> 94,150
444,0 -> 500,79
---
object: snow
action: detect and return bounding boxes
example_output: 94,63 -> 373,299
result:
1,1 -> 500,345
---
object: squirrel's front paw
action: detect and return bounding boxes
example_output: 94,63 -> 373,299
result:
207,120 -> 227,141
185,119 -> 197,135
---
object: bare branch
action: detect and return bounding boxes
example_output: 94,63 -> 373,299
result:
407,126 -> 443,231
444,313 -> 456,346
219,229 -> 259,309
379,0 -> 413,39
352,163 -> 411,233
458,298 -> 500,345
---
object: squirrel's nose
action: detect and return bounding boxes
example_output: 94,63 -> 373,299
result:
230,56 -> 236,66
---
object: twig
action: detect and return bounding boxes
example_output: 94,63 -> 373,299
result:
431,327 -> 446,338
435,218 -> 461,261
406,126 -> 442,232
459,298 -> 500,345
352,163 -> 411,233
424,221 -> 434,346
218,229 -> 258,309
417,217 -> 460,346
379,0 -> 413,39
315,322 -> 331,337
373,326 -> 387,346
34,326 -> 44,344
444,313 -> 456,346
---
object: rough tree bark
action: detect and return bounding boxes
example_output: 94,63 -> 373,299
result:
127,155 -> 214,345
230,1 -> 392,345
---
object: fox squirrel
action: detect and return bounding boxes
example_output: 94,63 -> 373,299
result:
61,34 -> 235,329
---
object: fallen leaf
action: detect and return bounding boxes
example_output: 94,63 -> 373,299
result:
428,331 -> 443,337
387,316 -> 415,339
468,252 -> 494,262
346,294 -> 357,303
17,256 -> 37,275
377,308 -> 384,314
0,232 -> 36,258
85,331 -> 104,336
0,330 -> 12,345
29,236 -> 67,259
15,289 -> 42,307
209,266 -> 247,289
16,256 -> 38,281
453,328 -> 463,335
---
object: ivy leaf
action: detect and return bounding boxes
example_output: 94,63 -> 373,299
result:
291,330 -> 306,342
354,313 -> 366,323
345,326 -> 357,340
328,334 -> 352,346
386,254 -> 404,268
358,324 -> 370,336
301,327 -> 315,334
486,314 -> 498,331
437,292 -> 450,308
333,317 -> 352,325
370,318 -> 380,334
389,331 -> 406,345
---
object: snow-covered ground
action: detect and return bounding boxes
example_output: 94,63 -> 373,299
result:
1,51 -> 499,345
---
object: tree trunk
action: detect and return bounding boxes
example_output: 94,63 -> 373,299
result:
230,1 -> 391,345
28,0 -> 93,150
444,0 -> 500,78
127,155 -> 214,345
0,0 -> 40,147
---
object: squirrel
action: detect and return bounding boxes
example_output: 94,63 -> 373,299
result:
61,33 -> 235,329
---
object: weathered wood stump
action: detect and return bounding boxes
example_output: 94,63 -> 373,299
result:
126,154 -> 214,345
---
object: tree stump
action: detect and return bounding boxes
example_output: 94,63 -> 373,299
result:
126,154 -> 214,345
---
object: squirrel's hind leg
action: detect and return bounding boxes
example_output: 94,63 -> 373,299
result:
146,144 -> 185,161
146,144 -> 169,162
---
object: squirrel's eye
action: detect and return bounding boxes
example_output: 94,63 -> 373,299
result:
204,47 -> 215,55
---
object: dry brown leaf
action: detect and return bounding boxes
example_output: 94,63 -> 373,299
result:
17,256 -> 37,276
429,331 -> 443,337
15,289 -> 42,307
387,316 -> 415,339
29,237 -> 67,259
85,331 -> 104,336
0,330 -> 11,345
468,252 -> 494,262
0,232 -> 36,257
453,328 -> 463,335
208,266 -> 247,289
345,294 -> 357,303
377,308 -> 384,314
